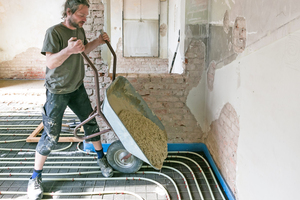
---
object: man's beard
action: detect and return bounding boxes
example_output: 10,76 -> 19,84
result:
68,16 -> 82,28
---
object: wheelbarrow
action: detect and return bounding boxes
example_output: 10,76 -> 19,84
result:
73,33 -> 167,173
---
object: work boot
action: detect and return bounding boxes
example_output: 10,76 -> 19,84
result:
27,176 -> 43,200
97,156 -> 114,177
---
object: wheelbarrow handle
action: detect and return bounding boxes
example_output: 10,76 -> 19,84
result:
73,31 -> 117,141
100,30 -> 117,81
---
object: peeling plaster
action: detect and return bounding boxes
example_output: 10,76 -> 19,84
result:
205,62 -> 241,125
209,20 -> 223,26
186,70 -> 207,132
223,10 -> 230,33
224,0 -> 232,9
232,17 -> 246,53
207,61 -> 216,91
160,23 -> 167,37
247,31 -> 257,35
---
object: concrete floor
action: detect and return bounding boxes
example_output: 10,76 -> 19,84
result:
0,80 -> 228,200
0,113 -> 226,200
0,80 -> 45,112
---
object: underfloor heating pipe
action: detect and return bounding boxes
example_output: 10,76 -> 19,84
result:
0,170 -> 181,200
173,151 -> 226,200
168,155 -> 216,200
76,142 -> 224,200
0,190 -> 145,200
0,142 -> 73,152
0,140 -> 226,200
0,160 -> 207,200
0,136 -> 226,200
0,177 -> 170,200
0,166 -> 189,200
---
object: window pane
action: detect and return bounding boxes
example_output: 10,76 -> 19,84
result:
124,0 -> 140,19
124,20 -> 159,57
124,0 -> 159,20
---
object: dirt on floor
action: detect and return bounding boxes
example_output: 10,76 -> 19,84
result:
0,80 -> 45,112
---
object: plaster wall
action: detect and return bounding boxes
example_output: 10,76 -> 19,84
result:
168,0 -> 185,74
108,0 -> 122,55
184,0 -> 208,130
0,0 -> 65,62
236,30 -> 300,200
206,0 -> 300,199
186,72 -> 207,131
209,0 -> 300,54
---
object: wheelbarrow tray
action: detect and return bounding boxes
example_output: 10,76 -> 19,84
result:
101,76 -> 166,170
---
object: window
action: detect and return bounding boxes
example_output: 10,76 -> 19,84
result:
123,0 -> 160,57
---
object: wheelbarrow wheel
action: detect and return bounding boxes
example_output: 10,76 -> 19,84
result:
107,140 -> 143,173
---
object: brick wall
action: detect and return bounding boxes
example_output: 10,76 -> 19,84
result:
204,103 -> 240,198
113,38 -> 169,74
82,1 -> 205,143
121,72 -> 204,143
0,47 -> 45,79
85,38 -> 206,144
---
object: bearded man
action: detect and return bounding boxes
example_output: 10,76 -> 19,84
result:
27,1 -> 113,199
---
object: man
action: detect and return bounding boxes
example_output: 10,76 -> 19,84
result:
27,0 -> 113,199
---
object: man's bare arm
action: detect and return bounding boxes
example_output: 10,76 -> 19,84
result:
84,32 -> 110,54
46,37 -> 85,69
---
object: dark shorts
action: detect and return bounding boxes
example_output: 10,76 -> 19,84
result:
36,84 -> 100,156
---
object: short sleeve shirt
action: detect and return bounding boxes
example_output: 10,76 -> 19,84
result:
41,23 -> 88,94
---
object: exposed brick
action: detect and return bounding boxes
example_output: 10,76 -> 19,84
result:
86,18 -> 94,24
83,24 -> 92,31
150,102 -> 164,108
90,4 -> 104,11
144,83 -> 164,90
165,84 -> 186,90
231,123 -> 239,134
89,0 -> 101,3
137,89 -> 150,96
150,74 -> 162,82
204,103 -> 239,199
172,114 -> 183,121
173,90 -> 184,97
90,10 -> 103,18
153,108 -> 168,115
94,17 -> 104,24
157,96 -> 179,102
0,47 -> 46,79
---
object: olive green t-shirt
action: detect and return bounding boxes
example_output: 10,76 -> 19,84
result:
41,23 -> 88,94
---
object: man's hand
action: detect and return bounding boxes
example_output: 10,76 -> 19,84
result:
67,37 -> 85,54
84,32 -> 111,54
98,32 -> 110,45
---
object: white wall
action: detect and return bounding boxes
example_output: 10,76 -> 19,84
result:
209,0 -> 300,54
206,0 -> 300,199
0,0 -> 65,61
237,31 -> 300,199
168,0 -> 184,74
187,70 -> 207,130
206,29 -> 300,200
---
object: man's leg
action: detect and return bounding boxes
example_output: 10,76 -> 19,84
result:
68,84 -> 113,177
27,90 -> 68,200
92,141 -> 103,151
34,151 -> 48,170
